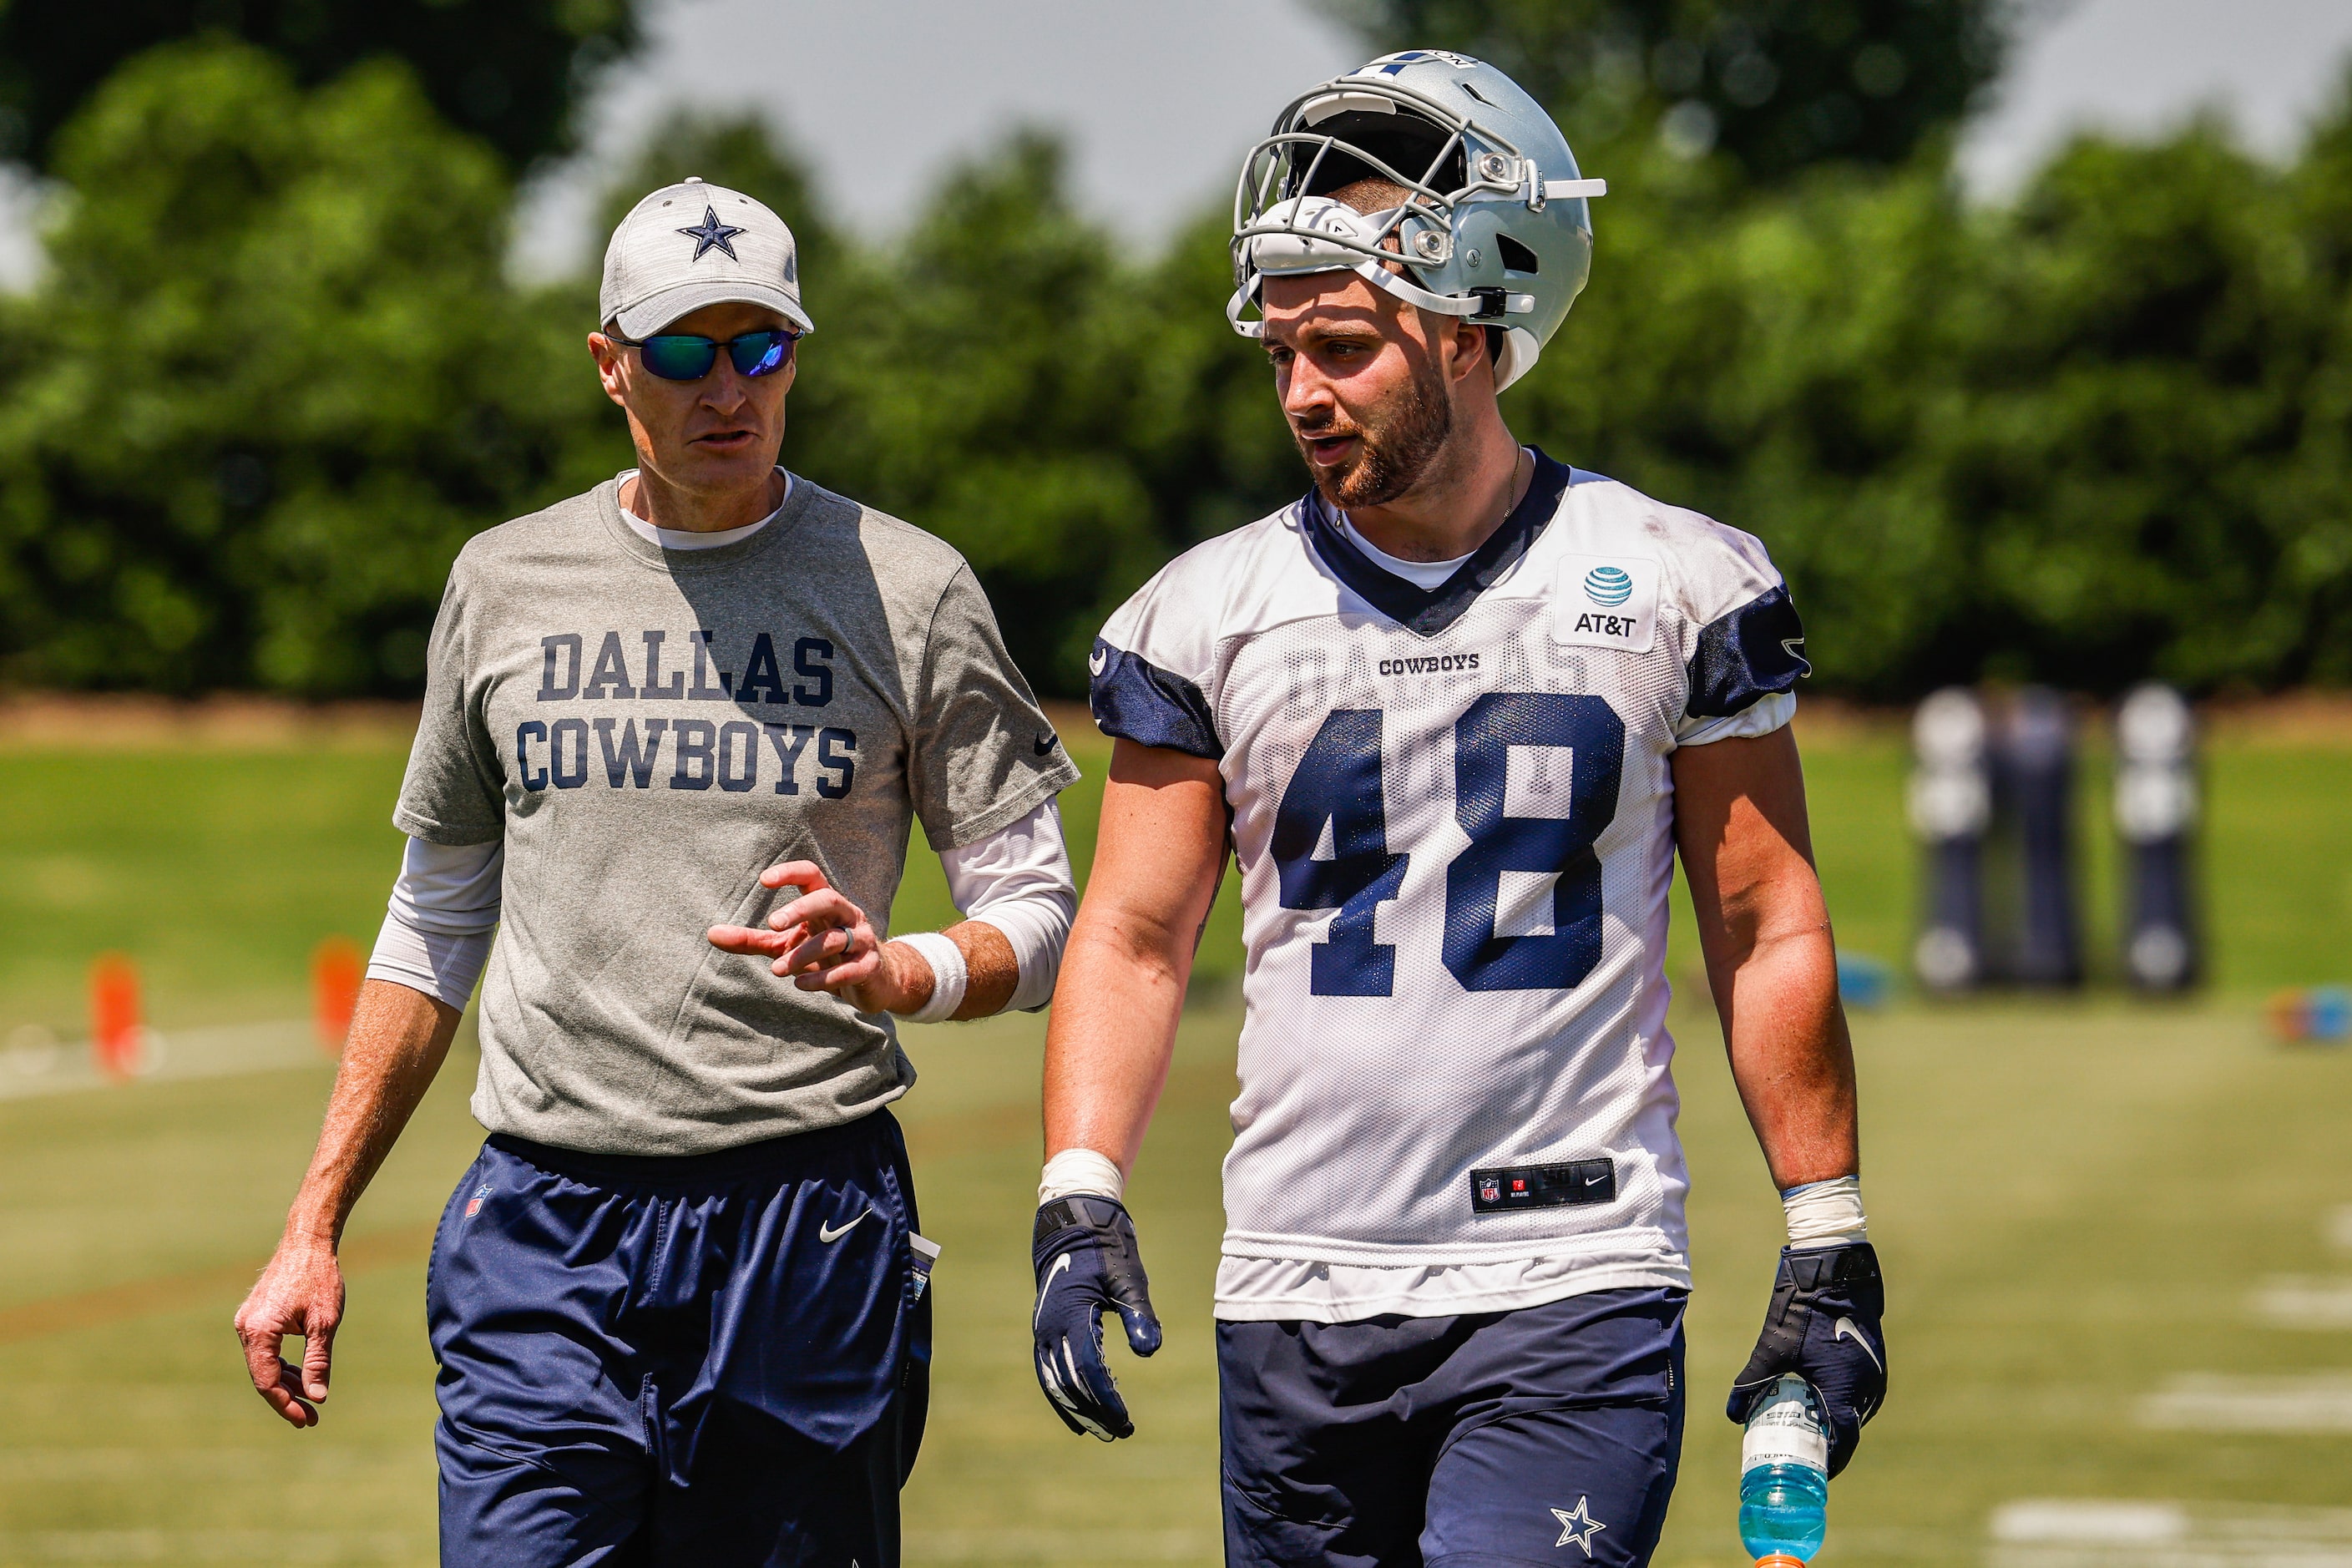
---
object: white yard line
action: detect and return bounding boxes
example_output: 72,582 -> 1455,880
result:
2139,1373 -> 2352,1433
1992,1500 -> 2352,1567
0,1021 -> 326,1101
2252,1278 -> 2352,1330
0,1530 -> 418,1562
0,1448 -> 420,1482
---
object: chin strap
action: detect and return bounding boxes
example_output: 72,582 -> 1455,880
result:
1541,177 -> 1608,203
1226,258 -> 1536,339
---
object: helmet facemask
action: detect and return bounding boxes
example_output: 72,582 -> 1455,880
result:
1230,59 -> 1603,392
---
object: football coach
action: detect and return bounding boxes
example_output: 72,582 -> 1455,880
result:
235,178 -> 1081,1566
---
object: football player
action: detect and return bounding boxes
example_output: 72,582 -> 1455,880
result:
1029,52 -> 1886,1567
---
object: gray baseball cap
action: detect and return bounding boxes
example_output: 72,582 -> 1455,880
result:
599,176 -> 815,338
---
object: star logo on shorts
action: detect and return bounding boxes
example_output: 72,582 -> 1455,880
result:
677,205 -> 746,260
1551,1497 -> 1606,1555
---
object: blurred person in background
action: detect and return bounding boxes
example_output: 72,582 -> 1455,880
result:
234,178 -> 1080,1566
1028,52 -> 1886,1568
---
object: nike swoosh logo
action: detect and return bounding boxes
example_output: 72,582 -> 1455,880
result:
1035,1252 -> 1072,1328
1834,1316 -> 1883,1373
818,1209 -> 870,1244
1034,732 -> 1059,756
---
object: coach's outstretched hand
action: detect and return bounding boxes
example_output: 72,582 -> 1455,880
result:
709,861 -> 927,1014
1726,1242 -> 1886,1476
1031,1195 -> 1162,1440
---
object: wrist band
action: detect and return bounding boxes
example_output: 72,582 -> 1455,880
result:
895,932 -> 966,1024
1039,1147 -> 1125,1205
1781,1175 -> 1868,1247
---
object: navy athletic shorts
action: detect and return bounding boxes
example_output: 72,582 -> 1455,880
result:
1219,1287 -> 1687,1568
426,1110 -> 932,1568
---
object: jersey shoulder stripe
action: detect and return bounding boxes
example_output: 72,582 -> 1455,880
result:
1689,584 -> 1808,719
1090,641 -> 1222,758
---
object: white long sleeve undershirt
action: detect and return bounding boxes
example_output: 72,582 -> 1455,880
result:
366,800 -> 1076,1015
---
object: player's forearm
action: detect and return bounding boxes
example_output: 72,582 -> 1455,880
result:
1717,924 -> 1858,1190
1044,741 -> 1227,1171
1042,906 -> 1191,1171
281,978 -> 460,1247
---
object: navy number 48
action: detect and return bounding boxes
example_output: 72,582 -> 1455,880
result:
1269,693 -> 1626,995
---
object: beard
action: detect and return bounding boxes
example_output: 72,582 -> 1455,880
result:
1292,352 -> 1454,511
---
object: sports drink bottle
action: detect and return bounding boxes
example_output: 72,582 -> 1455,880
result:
1738,1373 -> 1829,1566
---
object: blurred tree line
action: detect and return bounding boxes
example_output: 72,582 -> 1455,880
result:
0,2 -> 2349,700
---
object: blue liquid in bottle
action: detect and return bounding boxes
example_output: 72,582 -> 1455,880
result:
1738,1374 -> 1828,1565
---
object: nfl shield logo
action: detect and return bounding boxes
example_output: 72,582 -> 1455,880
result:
464,1183 -> 492,1219
1479,1178 -> 1501,1204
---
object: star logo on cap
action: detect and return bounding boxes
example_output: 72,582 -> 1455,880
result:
676,205 -> 746,261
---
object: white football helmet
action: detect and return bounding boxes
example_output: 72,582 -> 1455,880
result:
1230,49 -> 1604,392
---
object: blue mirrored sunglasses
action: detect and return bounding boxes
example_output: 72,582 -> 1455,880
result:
612,327 -> 797,382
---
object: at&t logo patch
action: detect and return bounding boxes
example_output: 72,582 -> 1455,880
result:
1554,554 -> 1659,654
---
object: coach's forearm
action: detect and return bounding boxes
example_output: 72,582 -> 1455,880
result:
281,979 -> 461,1247
1716,928 -> 1858,1191
1043,907 -> 1191,1172
945,918 -> 1019,1019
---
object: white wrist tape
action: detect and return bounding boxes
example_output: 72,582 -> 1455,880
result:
895,932 -> 966,1024
1782,1176 -> 1868,1247
1039,1147 -> 1126,1206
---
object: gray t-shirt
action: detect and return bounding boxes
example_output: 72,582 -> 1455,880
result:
397,473 -> 1079,1155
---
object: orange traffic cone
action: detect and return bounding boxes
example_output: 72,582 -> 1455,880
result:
89,954 -> 142,1081
312,936 -> 363,1054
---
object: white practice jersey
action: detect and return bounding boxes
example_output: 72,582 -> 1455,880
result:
1089,453 -> 1808,1322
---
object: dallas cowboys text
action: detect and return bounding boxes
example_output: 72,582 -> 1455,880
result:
518,630 -> 855,797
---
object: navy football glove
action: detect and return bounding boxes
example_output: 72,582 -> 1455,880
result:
1031,1195 -> 1161,1440
1726,1241 -> 1886,1478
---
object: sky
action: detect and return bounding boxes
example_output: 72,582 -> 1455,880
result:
525,0 -> 2352,276
1958,0 -> 2352,192
3,0 -> 2351,288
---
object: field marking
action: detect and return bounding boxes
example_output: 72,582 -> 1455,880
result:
0,1223 -> 432,1348
1993,1500 -> 2188,1545
1990,1499 -> 2352,1566
2253,1277 -> 2352,1329
2139,1373 -> 2352,1432
0,1020 -> 326,1102
0,1448 -> 422,1483
0,1528 -> 420,1561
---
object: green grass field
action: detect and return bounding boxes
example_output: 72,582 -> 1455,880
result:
1,716 -> 2349,1565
